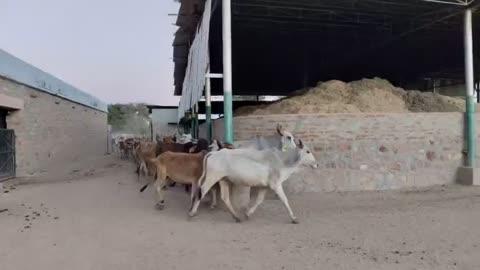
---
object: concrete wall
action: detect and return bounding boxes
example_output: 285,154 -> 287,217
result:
203,113 -> 474,193
151,108 -> 178,137
0,77 -> 107,177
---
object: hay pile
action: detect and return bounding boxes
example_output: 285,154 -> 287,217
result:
235,78 -> 465,116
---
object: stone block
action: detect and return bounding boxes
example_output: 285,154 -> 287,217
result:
457,167 -> 480,186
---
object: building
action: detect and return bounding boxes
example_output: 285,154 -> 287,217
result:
171,0 -> 480,192
147,105 -> 179,138
0,49 -> 108,180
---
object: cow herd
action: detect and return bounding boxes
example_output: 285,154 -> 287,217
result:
115,124 -> 318,224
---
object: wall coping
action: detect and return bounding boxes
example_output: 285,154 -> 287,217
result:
0,49 -> 107,112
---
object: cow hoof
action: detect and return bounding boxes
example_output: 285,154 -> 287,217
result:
188,211 -> 196,218
291,219 -> 299,224
233,216 -> 242,223
155,203 -> 165,211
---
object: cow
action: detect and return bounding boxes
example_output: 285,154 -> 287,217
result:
134,141 -> 158,181
162,136 -> 176,144
234,124 -> 296,151
140,150 -> 218,210
189,139 -> 318,224
155,135 -> 195,156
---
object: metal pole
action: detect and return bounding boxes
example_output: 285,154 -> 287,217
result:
193,104 -> 199,139
465,8 -> 476,167
222,0 -> 234,144
206,69 -> 213,142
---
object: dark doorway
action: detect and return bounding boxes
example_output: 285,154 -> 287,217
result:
0,109 -> 7,129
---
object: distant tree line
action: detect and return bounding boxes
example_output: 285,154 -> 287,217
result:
108,103 -> 150,136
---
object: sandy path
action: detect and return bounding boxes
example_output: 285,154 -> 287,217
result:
1,157 -> 480,270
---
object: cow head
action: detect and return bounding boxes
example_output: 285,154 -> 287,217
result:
163,136 -> 176,144
276,124 -> 296,151
297,139 -> 318,169
208,140 -> 221,152
208,139 -> 235,152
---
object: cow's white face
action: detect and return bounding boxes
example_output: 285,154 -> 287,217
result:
277,124 -> 296,151
298,140 -> 318,168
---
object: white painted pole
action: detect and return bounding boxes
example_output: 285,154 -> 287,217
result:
465,8 -> 474,97
206,70 -> 212,108
206,68 -> 212,141
222,0 -> 248,209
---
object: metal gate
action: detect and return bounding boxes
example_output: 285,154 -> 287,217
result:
0,129 -> 15,181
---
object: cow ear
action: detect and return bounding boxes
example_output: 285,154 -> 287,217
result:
298,139 -> 304,149
276,124 -> 284,136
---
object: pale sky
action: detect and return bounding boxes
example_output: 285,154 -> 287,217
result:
0,0 -> 180,105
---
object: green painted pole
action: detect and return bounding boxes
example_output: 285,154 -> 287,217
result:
467,96 -> 476,167
465,8 -> 476,167
193,104 -> 199,139
222,0 -> 233,144
223,92 -> 233,143
206,106 -> 212,141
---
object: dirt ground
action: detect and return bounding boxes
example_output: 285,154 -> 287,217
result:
1,155 -> 480,270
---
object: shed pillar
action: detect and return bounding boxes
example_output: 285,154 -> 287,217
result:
465,8 -> 476,168
458,8 -> 480,186
222,0 -> 233,144
223,0 -> 250,210
193,104 -> 199,139
205,70 -> 213,142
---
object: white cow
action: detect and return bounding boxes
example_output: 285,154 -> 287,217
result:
189,139 -> 317,224
234,124 -> 296,151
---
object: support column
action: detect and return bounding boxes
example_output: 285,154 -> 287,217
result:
206,70 -> 213,142
222,0 -> 233,144
458,8 -> 480,186
222,0 -> 249,210
465,8 -> 476,168
193,104 -> 199,139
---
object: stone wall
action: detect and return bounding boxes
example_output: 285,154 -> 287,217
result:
0,77 -> 107,177
204,113 -> 474,193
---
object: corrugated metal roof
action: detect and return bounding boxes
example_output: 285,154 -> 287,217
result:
173,0 -> 207,96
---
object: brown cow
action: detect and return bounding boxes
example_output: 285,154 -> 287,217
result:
140,150 -> 217,210
134,141 -> 158,181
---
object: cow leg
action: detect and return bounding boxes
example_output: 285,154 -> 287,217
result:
219,180 -> 241,222
138,162 -> 147,182
190,182 -> 198,206
189,195 -> 201,217
154,165 -> 169,210
272,185 -> 298,224
154,178 -> 167,210
209,185 -> 217,209
189,173 -> 219,217
245,188 -> 268,219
